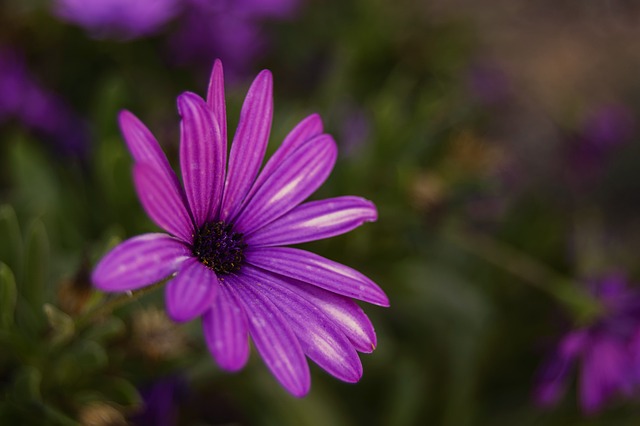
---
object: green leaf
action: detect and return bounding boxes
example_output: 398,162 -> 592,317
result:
0,205 -> 23,272
54,340 -> 108,385
82,316 -> 126,343
12,366 -> 42,402
96,377 -> 142,411
22,219 -> 50,312
0,262 -> 17,329
43,304 -> 75,346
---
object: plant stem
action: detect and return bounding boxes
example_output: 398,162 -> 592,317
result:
447,228 -> 602,324
75,280 -> 165,330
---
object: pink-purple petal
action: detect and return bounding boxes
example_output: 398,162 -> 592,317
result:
243,266 -> 363,383
165,258 -> 219,323
234,134 -> 337,234
220,70 -> 273,222
118,110 -> 175,179
245,114 -> 323,202
178,92 -> 223,227
246,247 -> 388,307
202,278 -> 249,371
133,163 -> 194,242
579,337 -> 628,414
256,272 -> 377,353
246,196 -> 377,247
92,233 -> 190,292
206,59 -> 228,147
228,273 -> 310,397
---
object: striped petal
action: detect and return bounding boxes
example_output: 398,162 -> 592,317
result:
268,276 -> 377,353
245,114 -> 323,202
206,59 -> 228,147
92,233 -> 190,292
133,163 -> 194,242
234,134 -> 337,234
165,257 -> 219,323
178,92 -> 224,227
220,70 -> 273,222
118,110 -> 176,181
228,273 -> 310,397
242,266 -> 362,383
247,196 -> 377,247
202,278 -> 249,371
247,247 -> 388,306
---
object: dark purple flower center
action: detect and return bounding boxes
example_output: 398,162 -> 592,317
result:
192,221 -> 246,275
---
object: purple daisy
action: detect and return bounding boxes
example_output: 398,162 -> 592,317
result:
92,60 -> 388,396
534,274 -> 640,414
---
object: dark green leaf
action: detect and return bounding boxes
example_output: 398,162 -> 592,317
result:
0,262 -> 17,329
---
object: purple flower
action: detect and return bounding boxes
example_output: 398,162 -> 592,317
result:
0,48 -> 88,157
92,60 -> 388,397
465,61 -> 512,107
168,0 -> 299,77
564,104 -> 634,186
131,376 -> 188,426
534,275 -> 640,414
53,0 -> 180,40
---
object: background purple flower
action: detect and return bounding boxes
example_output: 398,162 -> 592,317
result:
564,104 -> 634,186
0,48 -> 88,157
168,0 -> 299,77
53,0 -> 180,40
131,376 -> 188,426
534,274 -> 640,414
92,60 -> 387,397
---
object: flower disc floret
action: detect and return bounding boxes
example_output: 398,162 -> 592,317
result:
192,221 -> 246,275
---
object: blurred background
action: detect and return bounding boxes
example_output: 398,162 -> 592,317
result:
1,0 -> 640,425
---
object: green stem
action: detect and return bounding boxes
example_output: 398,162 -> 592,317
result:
447,228 -> 602,325
75,280 -> 165,330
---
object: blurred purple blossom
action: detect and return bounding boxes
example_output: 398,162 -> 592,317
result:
53,0 -> 181,40
565,104 -> 634,185
131,376 -> 188,426
0,48 -> 89,157
337,104 -> 371,157
534,274 -> 640,414
168,0 -> 299,77
465,61 -> 512,106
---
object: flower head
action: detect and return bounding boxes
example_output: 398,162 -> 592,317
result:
92,60 -> 388,396
534,274 -> 640,414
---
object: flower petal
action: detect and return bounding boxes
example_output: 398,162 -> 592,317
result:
165,257 -> 219,323
246,196 -> 377,247
133,163 -> 194,242
118,110 -> 175,179
533,350 -> 573,407
245,114 -> 323,202
228,273 -> 310,397
178,92 -> 224,226
242,266 -> 363,383
246,247 -> 388,307
220,70 -> 273,222
206,59 -> 228,147
234,134 -> 337,234
202,277 -> 249,371
266,274 -> 377,353
92,233 -> 190,292
579,337 -> 630,414
206,59 -> 228,219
